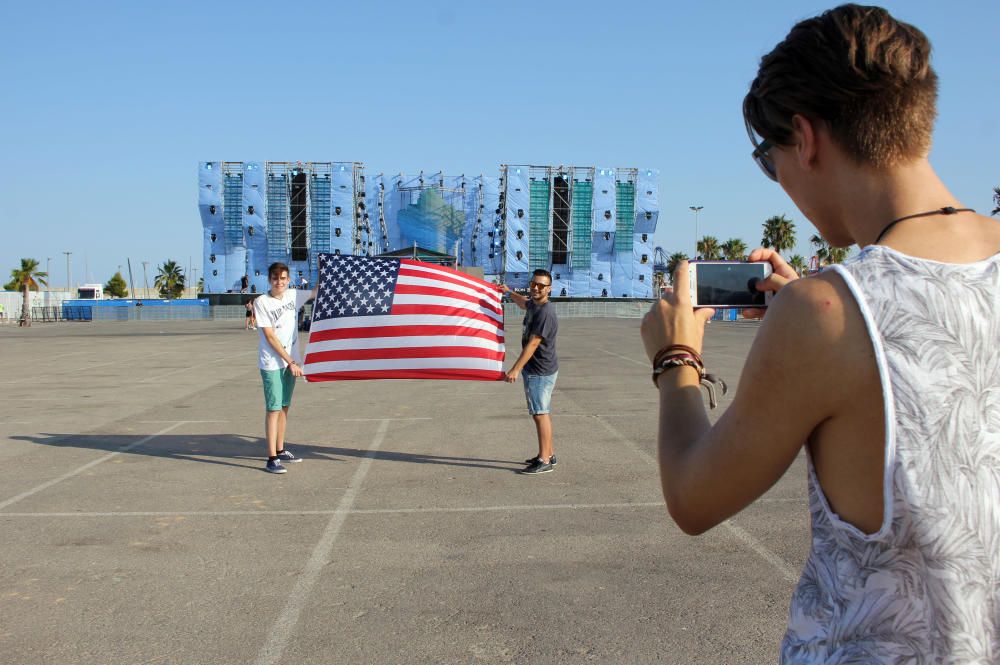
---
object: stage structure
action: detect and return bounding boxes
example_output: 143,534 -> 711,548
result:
198,161 -> 368,294
200,162 -> 658,297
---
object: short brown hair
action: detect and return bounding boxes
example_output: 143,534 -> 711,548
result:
267,262 -> 289,280
744,4 -> 938,167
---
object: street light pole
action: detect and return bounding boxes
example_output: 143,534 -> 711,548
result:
689,206 -> 704,257
142,261 -> 150,299
46,258 -> 51,291
62,251 -> 72,292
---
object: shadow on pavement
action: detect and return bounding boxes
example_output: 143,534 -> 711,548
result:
12,432 -> 523,472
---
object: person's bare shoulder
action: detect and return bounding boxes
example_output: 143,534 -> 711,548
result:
754,270 -> 871,409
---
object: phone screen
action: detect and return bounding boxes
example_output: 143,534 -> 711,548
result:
693,263 -> 768,307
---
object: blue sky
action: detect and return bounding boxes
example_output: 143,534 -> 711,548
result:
2,0 -> 997,289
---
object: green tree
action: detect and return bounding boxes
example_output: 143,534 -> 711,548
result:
697,236 -> 722,260
154,260 -> 185,299
810,235 -> 850,266
787,254 -> 808,276
105,272 -> 129,298
992,186 -> 999,216
666,251 -> 689,285
6,258 -> 48,327
761,215 -> 797,254
721,238 -> 748,261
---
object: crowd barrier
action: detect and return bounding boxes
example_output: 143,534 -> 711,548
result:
13,302 -> 762,324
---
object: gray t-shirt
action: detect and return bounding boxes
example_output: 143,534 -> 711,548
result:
522,300 -> 558,375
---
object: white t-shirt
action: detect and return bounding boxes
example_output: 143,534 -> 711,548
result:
253,288 -> 313,370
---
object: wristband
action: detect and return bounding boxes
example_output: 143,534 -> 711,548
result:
651,351 -> 728,409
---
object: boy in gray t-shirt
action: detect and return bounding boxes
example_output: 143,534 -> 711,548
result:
500,269 -> 559,475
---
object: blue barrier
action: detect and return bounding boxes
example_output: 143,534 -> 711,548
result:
62,299 -> 210,321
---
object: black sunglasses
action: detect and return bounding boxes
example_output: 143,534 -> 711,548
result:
528,281 -> 551,289
744,115 -> 777,182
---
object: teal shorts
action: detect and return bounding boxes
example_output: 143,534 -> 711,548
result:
260,368 -> 296,412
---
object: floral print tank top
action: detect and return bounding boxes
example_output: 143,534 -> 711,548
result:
781,245 -> 1000,664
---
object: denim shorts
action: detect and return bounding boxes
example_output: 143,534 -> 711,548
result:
260,368 -> 296,412
523,371 -> 558,415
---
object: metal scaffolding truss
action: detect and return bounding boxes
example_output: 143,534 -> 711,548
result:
614,167 -> 639,252
497,165 -> 509,275
265,162 -> 313,261
352,164 -> 369,255
375,174 -> 389,256
468,177 -> 486,266
570,166 -> 596,269
308,162 -> 333,273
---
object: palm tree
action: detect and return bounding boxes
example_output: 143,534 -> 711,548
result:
810,234 -> 830,267
828,246 -> 851,264
761,215 -> 797,254
721,238 -> 748,261
810,235 -> 851,266
788,254 -> 808,276
666,251 -> 689,285
697,236 -> 722,260
154,260 -> 186,299
6,258 -> 48,327
992,186 -> 999,216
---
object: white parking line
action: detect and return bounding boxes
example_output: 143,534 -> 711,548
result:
597,348 -> 647,366
67,350 -> 172,372
0,501 -> 665,518
723,520 -> 799,583
255,418 -> 389,665
0,422 -> 186,511
342,417 -> 432,422
584,412 -> 799,583
140,351 -> 255,383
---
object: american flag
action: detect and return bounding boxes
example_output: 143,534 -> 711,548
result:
303,254 -> 506,381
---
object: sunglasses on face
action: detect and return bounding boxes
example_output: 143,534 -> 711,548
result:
744,115 -> 778,182
528,281 -> 551,289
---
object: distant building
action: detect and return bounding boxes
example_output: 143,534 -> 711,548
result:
199,162 -> 659,297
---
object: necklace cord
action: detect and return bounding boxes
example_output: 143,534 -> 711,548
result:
874,206 -> 976,244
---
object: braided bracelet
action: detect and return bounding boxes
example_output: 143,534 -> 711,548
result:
652,353 -> 704,387
651,350 -> 728,409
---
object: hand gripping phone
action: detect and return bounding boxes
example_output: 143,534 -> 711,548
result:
687,261 -> 773,308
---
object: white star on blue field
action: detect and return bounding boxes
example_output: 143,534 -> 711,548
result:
314,255 -> 400,319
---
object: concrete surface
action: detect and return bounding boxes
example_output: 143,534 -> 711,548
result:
0,318 -> 809,664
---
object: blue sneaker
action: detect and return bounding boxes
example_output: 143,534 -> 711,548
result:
276,450 -> 302,463
265,459 -> 287,474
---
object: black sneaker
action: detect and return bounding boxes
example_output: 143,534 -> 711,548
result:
520,459 -> 553,475
276,449 -> 302,463
524,455 -> 557,466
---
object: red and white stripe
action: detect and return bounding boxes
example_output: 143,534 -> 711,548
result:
304,260 -> 505,381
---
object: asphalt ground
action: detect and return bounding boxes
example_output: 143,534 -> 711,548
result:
0,317 -> 809,664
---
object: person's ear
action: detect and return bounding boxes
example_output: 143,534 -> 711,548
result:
790,114 -> 820,171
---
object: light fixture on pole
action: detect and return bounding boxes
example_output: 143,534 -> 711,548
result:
689,206 -> 704,256
62,251 -> 72,292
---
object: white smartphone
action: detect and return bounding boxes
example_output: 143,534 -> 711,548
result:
688,261 -> 773,308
